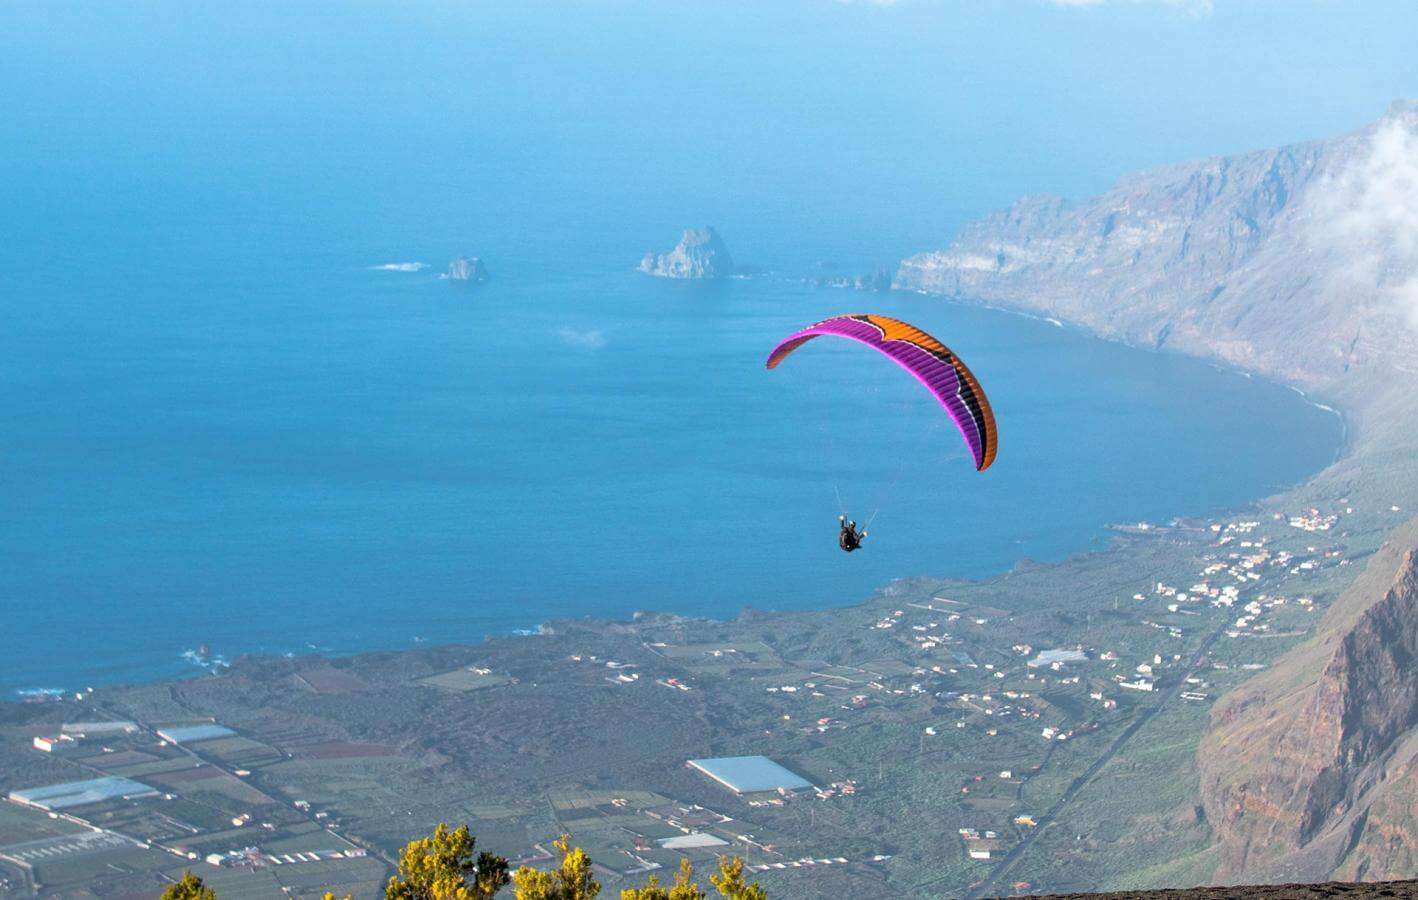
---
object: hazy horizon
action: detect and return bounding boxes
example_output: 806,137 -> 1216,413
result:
4,1 -> 1416,275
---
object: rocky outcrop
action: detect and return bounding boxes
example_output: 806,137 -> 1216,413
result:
809,268 -> 892,292
896,101 -> 1418,394
445,256 -> 490,282
639,227 -> 734,279
1199,518 -> 1418,884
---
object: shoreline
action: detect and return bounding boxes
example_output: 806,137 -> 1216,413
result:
3,291 -> 1353,703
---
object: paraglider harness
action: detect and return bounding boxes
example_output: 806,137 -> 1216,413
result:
839,515 -> 866,553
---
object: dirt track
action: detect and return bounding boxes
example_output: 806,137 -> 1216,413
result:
1024,881 -> 1418,899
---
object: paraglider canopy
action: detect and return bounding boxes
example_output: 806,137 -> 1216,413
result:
766,314 -> 998,471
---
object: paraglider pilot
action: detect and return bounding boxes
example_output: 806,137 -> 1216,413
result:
839,515 -> 867,553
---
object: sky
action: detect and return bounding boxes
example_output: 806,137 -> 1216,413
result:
1,0 -> 1415,265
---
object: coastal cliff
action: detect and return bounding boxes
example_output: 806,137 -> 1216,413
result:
639,227 -> 734,279
899,101 -> 1418,890
896,101 -> 1418,399
1198,518 -> 1418,885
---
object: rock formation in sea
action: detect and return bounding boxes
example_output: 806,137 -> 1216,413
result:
809,268 -> 892,292
639,227 -> 734,279
445,255 -> 490,282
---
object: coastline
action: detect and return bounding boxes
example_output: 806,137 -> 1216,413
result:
4,289 -> 1354,702
1,294 -> 1403,897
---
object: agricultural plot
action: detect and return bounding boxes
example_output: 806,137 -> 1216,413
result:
417,667 -> 510,692
273,856 -> 388,898
550,789 -> 668,812
257,756 -> 425,816
0,802 -> 86,845
191,734 -> 287,769
295,666 -> 371,694
162,863 -> 286,900
654,641 -> 788,673
22,837 -> 169,889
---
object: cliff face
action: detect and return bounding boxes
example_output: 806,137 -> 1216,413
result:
639,227 -> 734,279
896,102 -> 1418,888
1199,519 -> 1418,884
896,101 -> 1418,394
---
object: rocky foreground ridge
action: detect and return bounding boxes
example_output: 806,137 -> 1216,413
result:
1027,880 -> 1418,899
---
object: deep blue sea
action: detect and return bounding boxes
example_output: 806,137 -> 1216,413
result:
0,3 -> 1347,694
1,236 -> 1343,693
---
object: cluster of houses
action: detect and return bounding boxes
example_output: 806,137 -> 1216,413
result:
1288,508 -> 1339,532
958,827 -> 1003,860
1140,512 -> 1347,649
813,779 -> 858,800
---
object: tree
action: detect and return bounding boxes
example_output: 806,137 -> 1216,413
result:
708,857 -> 766,900
620,858 -> 705,900
385,822 -> 511,900
512,835 -> 600,900
161,871 -> 217,900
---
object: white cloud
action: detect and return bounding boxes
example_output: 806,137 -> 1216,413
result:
556,327 -> 607,350
1311,114 -> 1418,327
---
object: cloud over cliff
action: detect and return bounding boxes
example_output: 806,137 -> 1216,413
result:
1311,114 -> 1418,328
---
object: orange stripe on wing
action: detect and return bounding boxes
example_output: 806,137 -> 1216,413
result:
860,315 -> 950,357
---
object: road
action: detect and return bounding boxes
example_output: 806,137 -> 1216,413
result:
956,622 -> 1228,900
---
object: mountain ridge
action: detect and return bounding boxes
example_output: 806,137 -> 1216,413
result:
899,101 -> 1418,888
896,101 -> 1418,421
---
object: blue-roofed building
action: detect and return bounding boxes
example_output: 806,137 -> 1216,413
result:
687,756 -> 814,794
156,724 -> 236,744
9,776 -> 158,811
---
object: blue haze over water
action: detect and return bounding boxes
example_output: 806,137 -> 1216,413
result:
0,1 -> 1367,693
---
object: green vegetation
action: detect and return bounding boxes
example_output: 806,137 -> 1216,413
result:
162,871 -> 217,900
620,859 -> 704,900
706,857 -> 767,900
386,823 -> 509,900
511,835 -> 600,899
147,825 -> 767,900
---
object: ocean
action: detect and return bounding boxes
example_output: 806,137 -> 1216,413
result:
0,241 -> 1342,693
0,3 -> 1345,694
